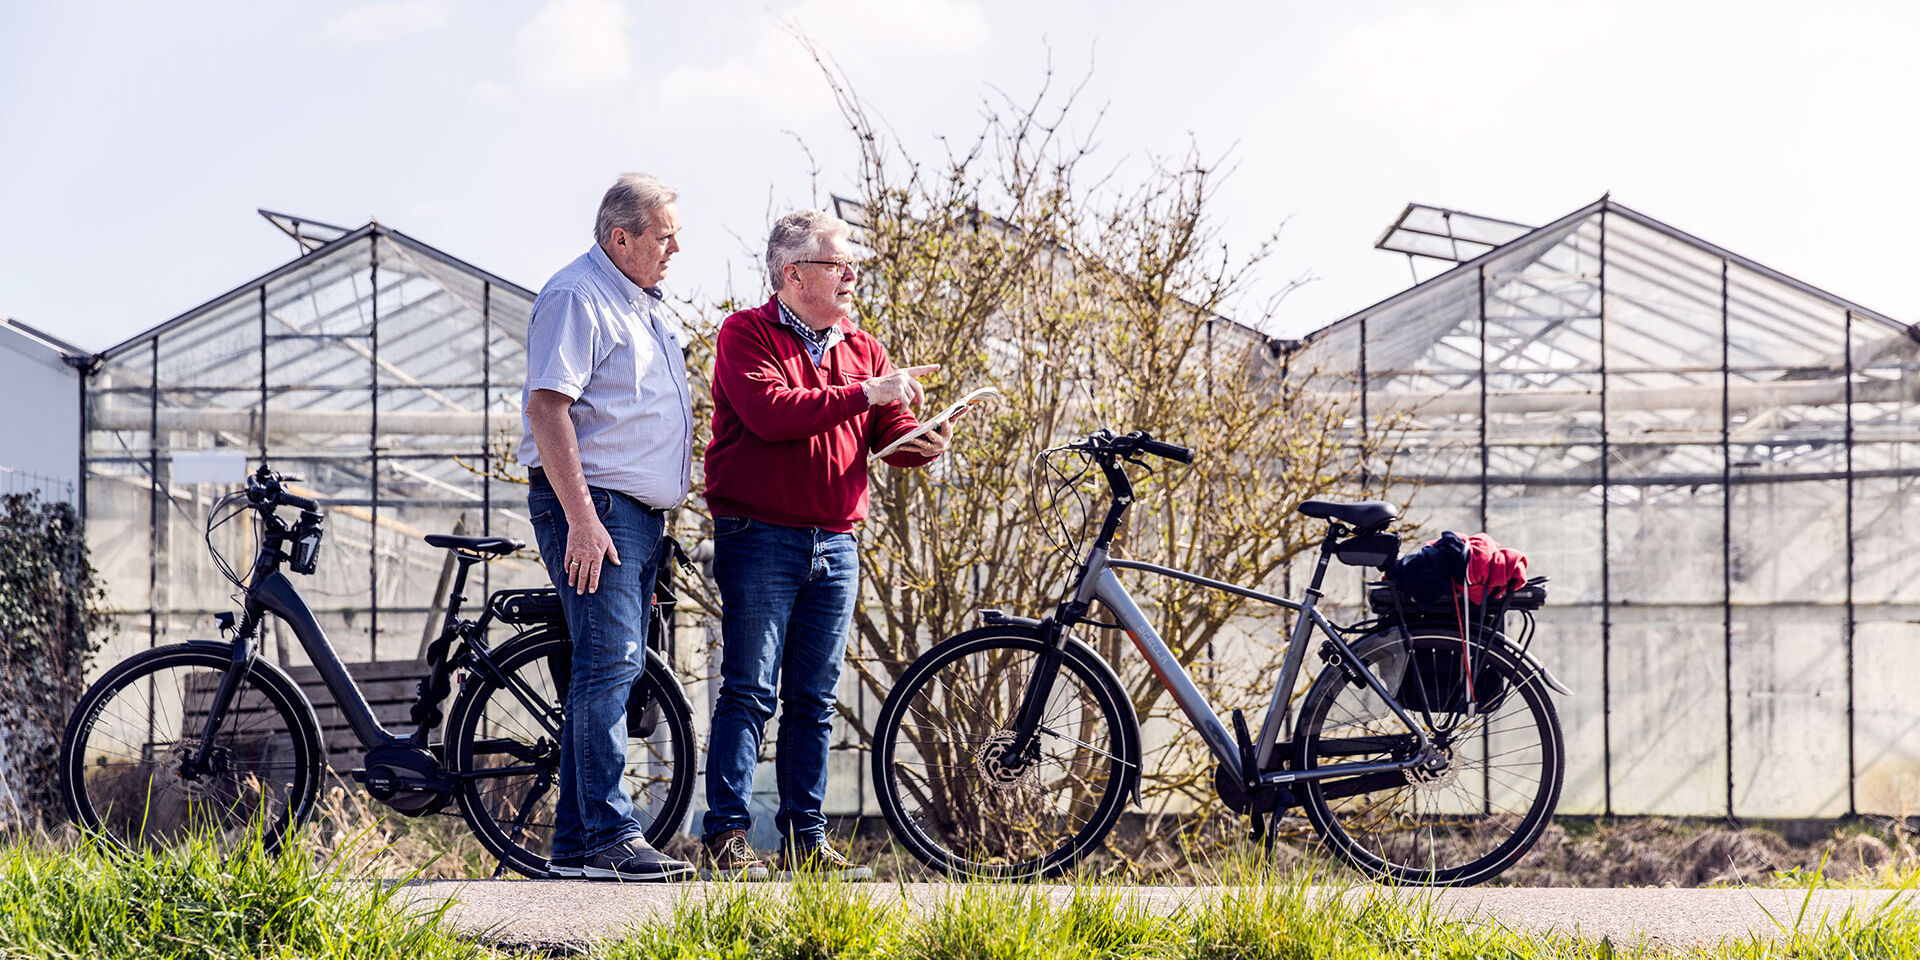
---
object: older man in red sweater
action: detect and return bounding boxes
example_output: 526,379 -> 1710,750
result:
699,209 -> 950,880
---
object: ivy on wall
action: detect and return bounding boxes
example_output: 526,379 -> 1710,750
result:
0,492 -> 104,818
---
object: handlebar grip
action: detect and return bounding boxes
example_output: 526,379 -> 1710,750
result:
279,491 -> 319,512
1138,437 -> 1193,463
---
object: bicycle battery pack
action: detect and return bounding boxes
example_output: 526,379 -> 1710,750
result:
489,588 -> 564,625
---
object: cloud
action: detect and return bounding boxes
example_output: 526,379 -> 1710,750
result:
511,0 -> 633,92
659,0 -> 988,115
322,0 -> 454,44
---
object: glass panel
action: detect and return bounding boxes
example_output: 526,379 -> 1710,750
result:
89,342 -> 153,458
1851,443 -> 1920,605
1852,619 -> 1920,815
1607,604 -> 1726,815
282,458 -> 375,665
1728,265 -> 1847,372
155,290 -> 262,390
372,456 -> 486,661
87,459 -> 152,613
1606,484 -> 1724,606
1729,475 -> 1844,605
1729,605 -> 1848,817
1530,608 -> 1604,814
486,474 -> 549,593
1487,482 -> 1600,604
153,475 -> 251,618
374,386 -> 487,456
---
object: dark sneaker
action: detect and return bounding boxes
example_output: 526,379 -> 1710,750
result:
547,854 -> 584,879
778,842 -> 874,881
702,829 -> 771,881
581,837 -> 695,882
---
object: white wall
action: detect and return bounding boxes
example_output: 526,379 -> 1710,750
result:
0,324 -> 81,502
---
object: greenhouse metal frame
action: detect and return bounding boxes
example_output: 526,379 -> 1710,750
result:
1303,197 -> 1920,819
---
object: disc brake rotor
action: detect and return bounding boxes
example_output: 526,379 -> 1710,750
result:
1405,742 -> 1460,792
975,730 -> 1041,792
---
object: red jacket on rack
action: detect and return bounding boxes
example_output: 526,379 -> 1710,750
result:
1462,532 -> 1528,602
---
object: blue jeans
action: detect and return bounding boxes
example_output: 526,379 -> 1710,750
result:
701,517 -> 858,848
528,486 -> 666,859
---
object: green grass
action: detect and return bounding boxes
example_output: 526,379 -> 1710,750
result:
0,827 -> 494,960
589,866 -> 1920,960
6,828 -> 1920,959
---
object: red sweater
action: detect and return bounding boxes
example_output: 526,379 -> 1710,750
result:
704,297 -> 931,532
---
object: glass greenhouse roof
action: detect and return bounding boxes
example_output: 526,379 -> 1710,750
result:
87,219 -> 544,668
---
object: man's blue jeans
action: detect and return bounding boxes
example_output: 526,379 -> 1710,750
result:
528,486 -> 665,860
701,516 -> 858,848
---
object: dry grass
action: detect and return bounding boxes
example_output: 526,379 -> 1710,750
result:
297,776 -> 496,880
1497,817 -> 1920,888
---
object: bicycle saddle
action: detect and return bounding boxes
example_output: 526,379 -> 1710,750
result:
1296,500 -> 1398,533
424,534 -> 526,555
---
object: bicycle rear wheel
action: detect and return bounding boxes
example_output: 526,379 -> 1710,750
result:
59,643 -> 323,855
871,627 -> 1138,879
1294,632 -> 1563,886
446,629 -> 695,878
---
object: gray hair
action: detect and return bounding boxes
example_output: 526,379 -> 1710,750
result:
766,209 -> 851,291
594,173 -> 678,247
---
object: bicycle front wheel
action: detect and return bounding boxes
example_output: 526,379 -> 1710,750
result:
447,629 -> 695,878
871,628 -> 1138,879
1294,631 -> 1564,886
59,643 -> 323,855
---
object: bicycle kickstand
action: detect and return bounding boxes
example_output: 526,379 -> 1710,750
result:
493,764 -> 556,879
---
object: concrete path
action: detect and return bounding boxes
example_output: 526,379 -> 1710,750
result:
401,880 -> 1912,955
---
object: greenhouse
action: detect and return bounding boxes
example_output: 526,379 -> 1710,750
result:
1301,197 -> 1920,819
83,213 -> 553,760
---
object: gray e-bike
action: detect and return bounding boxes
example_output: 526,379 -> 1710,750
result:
870,429 -> 1568,885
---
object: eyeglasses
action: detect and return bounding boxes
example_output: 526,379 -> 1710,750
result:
795,259 -> 859,277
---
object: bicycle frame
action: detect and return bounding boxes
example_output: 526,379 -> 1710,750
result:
240,570 -> 410,750
1010,446 -> 1431,796
1090,544 -> 1430,790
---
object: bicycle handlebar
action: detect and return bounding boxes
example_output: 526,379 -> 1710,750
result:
1136,435 -> 1194,464
278,490 -> 319,512
1071,429 -> 1194,465
246,465 -> 319,513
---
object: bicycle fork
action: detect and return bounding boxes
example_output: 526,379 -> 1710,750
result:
181,634 -> 260,781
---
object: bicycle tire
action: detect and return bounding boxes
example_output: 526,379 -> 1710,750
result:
59,642 -> 323,855
871,627 -> 1138,879
446,628 -> 695,878
1294,631 -> 1564,886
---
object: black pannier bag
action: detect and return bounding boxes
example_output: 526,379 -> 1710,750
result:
1366,573 -> 1548,716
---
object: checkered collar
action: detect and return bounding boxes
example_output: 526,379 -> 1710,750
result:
774,296 -> 846,365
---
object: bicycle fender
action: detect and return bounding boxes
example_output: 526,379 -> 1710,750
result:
1507,643 -> 1573,696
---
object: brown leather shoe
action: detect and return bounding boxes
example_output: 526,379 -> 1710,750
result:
778,841 -> 875,881
702,829 -> 770,881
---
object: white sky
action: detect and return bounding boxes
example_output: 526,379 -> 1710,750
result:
4,0 -> 1919,352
